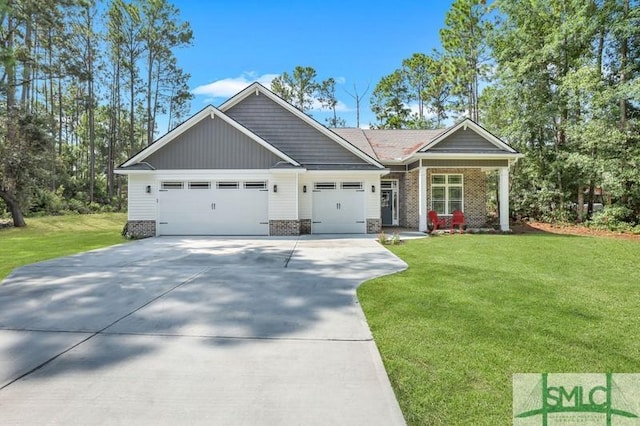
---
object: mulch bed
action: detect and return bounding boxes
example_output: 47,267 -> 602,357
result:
511,222 -> 640,241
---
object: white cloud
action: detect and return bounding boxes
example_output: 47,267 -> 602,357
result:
191,72 -> 279,98
335,76 -> 346,84
310,98 -> 351,113
408,103 -> 438,120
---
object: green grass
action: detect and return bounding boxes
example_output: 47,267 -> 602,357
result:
0,213 -> 128,281
358,234 -> 640,425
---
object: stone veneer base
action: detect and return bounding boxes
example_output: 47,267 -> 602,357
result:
125,220 -> 156,239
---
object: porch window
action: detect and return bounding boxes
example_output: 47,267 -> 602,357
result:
431,174 -> 463,215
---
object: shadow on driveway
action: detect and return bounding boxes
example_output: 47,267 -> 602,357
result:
0,236 -> 407,425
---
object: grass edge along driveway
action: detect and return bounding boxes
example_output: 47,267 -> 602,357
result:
358,234 -> 640,425
0,213 -> 127,282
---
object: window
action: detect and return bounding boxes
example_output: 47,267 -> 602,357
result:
431,174 -> 463,215
244,181 -> 267,190
189,182 -> 210,189
216,181 -> 239,189
341,182 -> 363,190
314,182 -> 336,190
161,181 -> 184,190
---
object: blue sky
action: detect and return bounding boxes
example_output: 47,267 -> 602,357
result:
174,0 -> 454,128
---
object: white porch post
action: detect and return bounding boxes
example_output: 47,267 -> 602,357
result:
418,166 -> 428,232
499,167 -> 510,231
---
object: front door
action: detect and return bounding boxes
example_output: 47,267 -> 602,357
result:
381,189 -> 393,225
380,180 -> 399,226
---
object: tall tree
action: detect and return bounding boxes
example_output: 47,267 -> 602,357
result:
440,0 -> 491,122
370,70 -> 411,129
318,77 -> 346,127
271,66 -> 319,112
140,0 -> 192,145
345,82 -> 369,128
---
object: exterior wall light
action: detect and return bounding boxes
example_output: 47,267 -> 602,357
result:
273,184 -> 278,193
371,185 -> 376,193
303,185 -> 307,193
146,185 -> 151,193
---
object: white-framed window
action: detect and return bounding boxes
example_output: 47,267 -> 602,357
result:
341,181 -> 363,190
314,182 -> 336,190
161,181 -> 184,190
431,174 -> 463,215
244,181 -> 267,190
189,182 -> 211,189
216,181 -> 239,189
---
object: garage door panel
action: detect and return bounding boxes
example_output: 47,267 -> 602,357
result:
312,188 -> 366,234
158,184 -> 268,236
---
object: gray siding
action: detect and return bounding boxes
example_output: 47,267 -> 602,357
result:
407,160 -> 420,170
428,128 -> 505,153
226,93 -> 369,166
422,159 -> 509,168
145,115 -> 283,169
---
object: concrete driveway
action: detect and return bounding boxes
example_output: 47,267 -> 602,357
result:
0,236 -> 407,425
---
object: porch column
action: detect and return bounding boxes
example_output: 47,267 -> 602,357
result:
418,166 -> 428,232
499,167 -> 510,231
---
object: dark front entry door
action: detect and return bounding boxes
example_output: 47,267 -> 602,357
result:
381,189 -> 393,225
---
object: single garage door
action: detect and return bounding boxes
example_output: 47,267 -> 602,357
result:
158,180 -> 269,235
312,181 -> 366,234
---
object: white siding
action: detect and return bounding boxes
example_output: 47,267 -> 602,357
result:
365,175 -> 381,219
298,175 -> 313,219
128,174 -> 157,221
269,173 -> 298,220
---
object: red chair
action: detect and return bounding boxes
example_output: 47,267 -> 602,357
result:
428,210 -> 446,232
451,210 -> 465,233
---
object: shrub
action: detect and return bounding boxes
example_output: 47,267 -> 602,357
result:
585,205 -> 636,232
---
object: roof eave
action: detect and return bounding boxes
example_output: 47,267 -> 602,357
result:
407,152 -> 525,161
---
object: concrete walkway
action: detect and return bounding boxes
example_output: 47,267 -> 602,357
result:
0,236 -> 407,425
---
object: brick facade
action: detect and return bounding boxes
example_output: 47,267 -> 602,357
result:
269,220 -> 301,236
125,220 -> 156,239
300,219 -> 311,235
366,218 -> 381,234
427,168 -> 487,228
405,169 -> 420,229
393,167 -> 489,230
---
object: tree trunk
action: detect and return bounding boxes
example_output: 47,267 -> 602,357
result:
619,0 -> 628,129
0,190 -> 26,228
129,62 -> 135,155
146,50 -> 154,145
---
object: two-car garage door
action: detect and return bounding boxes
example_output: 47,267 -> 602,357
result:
158,180 -> 269,235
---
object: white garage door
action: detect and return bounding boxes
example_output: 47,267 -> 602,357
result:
312,182 -> 366,234
158,180 -> 269,235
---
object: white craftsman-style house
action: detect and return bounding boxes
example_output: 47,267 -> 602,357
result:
116,83 -> 522,237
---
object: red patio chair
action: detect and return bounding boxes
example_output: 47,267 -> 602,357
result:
428,210 -> 446,232
451,210 -> 465,233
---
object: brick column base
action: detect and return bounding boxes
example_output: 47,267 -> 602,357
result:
269,220 -> 301,236
124,220 -> 156,239
367,218 -> 381,234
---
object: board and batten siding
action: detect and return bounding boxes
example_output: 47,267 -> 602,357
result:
428,128 -> 505,153
269,173 -> 297,220
226,93 -> 369,166
145,115 -> 283,169
128,174 -> 156,221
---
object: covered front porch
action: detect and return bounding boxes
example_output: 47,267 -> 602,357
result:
381,160 -> 514,232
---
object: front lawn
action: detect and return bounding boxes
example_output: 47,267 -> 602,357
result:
358,234 -> 640,425
0,213 -> 127,282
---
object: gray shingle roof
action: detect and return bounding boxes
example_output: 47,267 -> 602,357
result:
331,128 -> 446,162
